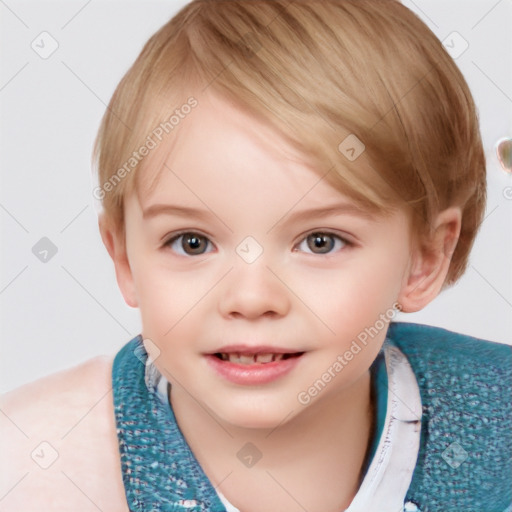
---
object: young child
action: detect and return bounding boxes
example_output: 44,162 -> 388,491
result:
1,0 -> 511,510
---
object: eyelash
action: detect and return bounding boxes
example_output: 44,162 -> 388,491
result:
163,231 -> 214,256
295,231 -> 353,255
162,230 -> 354,256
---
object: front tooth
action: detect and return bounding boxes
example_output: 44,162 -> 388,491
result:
255,353 -> 273,363
227,353 -> 242,363
227,353 -> 255,364
223,353 -> 287,364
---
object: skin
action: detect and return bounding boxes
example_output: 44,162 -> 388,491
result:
0,357 -> 127,511
0,90 -> 461,511
100,91 -> 461,511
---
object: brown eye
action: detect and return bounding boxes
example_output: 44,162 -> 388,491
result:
297,232 -> 347,255
307,233 -> 335,253
166,232 -> 212,256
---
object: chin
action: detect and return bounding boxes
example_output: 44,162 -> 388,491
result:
214,402 -> 296,431
228,415 -> 289,430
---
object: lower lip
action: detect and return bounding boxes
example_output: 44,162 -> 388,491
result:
205,354 -> 303,385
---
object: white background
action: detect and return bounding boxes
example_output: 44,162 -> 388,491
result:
1,0 -> 511,393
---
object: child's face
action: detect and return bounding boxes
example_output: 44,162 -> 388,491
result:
118,91 -> 415,429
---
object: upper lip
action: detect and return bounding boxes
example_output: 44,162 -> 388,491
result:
207,345 -> 303,355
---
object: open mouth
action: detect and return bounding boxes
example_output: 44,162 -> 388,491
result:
213,352 -> 304,364
206,349 -> 306,384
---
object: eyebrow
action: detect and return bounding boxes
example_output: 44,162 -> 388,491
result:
143,202 -> 375,224
142,204 -> 212,221
278,203 -> 376,225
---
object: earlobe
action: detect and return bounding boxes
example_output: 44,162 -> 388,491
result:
398,207 -> 461,313
98,213 -> 139,308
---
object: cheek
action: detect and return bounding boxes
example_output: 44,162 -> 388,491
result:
296,252 -> 406,338
134,263 -> 213,344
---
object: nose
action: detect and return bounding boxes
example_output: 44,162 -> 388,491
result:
217,259 -> 291,320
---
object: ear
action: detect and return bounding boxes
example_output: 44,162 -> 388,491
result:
398,207 -> 461,313
98,213 -> 138,308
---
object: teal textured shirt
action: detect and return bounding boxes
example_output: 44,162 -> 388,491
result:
112,322 -> 512,511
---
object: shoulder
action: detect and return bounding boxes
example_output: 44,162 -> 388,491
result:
387,321 -> 511,363
387,321 -> 512,387
387,322 -> 512,508
387,321 -> 511,419
0,355 -> 129,511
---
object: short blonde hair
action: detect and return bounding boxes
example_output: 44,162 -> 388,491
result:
93,0 -> 486,286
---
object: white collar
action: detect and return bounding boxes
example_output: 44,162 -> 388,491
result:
346,344 -> 422,511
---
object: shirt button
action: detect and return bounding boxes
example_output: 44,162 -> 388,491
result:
404,502 -> 419,512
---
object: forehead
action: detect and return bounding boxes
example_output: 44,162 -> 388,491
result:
136,91 -> 346,209
122,92 -> 412,241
